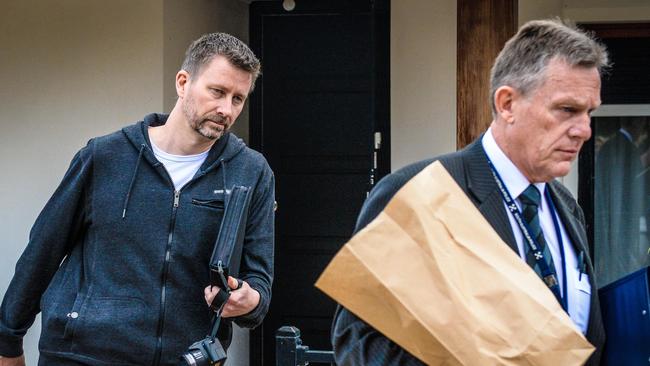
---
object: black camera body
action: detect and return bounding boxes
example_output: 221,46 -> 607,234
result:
180,335 -> 227,366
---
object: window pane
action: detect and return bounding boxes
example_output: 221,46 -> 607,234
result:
594,116 -> 650,286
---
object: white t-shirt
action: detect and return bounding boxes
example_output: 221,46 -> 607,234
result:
151,141 -> 209,190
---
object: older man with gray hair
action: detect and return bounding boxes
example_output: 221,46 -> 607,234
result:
332,19 -> 608,366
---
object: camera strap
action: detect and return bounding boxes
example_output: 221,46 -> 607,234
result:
209,262 -> 233,312
209,299 -> 226,338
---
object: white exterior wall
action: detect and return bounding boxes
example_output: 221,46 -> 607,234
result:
390,0 -> 457,171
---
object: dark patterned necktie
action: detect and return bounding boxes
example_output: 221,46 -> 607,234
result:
519,185 -> 561,301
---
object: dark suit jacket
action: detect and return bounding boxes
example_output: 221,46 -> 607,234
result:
332,139 -> 605,366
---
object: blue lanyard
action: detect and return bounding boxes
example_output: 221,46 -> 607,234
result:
545,189 -> 569,311
486,159 -> 568,311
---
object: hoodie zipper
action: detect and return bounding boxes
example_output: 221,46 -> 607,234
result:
152,189 -> 180,365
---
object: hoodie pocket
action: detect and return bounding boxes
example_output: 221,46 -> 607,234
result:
191,197 -> 225,211
70,296 -> 153,365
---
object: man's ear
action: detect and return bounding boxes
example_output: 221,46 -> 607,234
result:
176,70 -> 190,99
494,85 -> 518,124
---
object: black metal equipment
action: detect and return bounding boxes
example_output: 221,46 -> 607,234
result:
180,319 -> 227,366
276,326 -> 335,366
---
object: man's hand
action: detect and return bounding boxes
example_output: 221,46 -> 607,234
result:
0,355 -> 25,366
204,276 -> 260,318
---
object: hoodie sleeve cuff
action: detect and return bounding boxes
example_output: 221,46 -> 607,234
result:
235,278 -> 270,329
0,336 -> 24,358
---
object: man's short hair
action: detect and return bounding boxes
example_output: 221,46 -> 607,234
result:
182,32 -> 261,91
489,18 -> 609,116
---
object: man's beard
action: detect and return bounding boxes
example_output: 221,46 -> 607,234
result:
183,97 -> 229,140
191,115 -> 229,140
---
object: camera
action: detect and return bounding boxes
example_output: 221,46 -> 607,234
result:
180,335 -> 227,366
180,262 -> 232,366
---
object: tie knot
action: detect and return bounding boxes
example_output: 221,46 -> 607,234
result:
520,185 -> 541,207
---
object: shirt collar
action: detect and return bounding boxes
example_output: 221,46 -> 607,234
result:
482,127 -> 546,200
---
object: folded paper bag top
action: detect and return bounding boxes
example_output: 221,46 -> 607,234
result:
315,161 -> 594,366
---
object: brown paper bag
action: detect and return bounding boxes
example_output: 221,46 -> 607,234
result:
315,161 -> 594,365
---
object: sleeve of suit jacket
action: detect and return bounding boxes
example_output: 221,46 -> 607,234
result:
331,163 -> 430,366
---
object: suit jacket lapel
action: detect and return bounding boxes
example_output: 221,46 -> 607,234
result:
458,139 -> 519,255
546,182 -> 590,257
547,180 -> 605,356
460,140 -> 589,261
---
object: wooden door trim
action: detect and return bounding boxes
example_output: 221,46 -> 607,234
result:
456,0 -> 517,149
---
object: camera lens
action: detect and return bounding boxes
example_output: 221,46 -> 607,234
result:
181,348 -> 206,366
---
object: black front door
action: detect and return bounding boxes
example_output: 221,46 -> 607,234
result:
249,1 -> 390,364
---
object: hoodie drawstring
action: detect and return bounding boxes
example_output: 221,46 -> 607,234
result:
220,160 -> 228,193
122,144 -> 145,219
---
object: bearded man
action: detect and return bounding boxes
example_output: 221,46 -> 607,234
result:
0,33 -> 274,366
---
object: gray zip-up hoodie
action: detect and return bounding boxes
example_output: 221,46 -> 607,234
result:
0,113 -> 275,365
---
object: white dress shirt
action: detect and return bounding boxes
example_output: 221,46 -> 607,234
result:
482,128 -> 591,334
